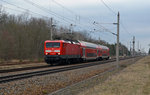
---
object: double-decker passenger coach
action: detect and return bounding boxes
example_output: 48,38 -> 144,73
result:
44,40 -> 109,65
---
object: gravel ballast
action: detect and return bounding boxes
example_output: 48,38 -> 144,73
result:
0,58 -> 140,95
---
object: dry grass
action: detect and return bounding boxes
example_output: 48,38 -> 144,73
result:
78,56 -> 150,95
0,62 -> 46,70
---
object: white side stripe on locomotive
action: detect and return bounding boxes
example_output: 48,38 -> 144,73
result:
54,50 -> 60,52
46,50 -> 51,52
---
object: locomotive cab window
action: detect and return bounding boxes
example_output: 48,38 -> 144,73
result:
46,42 -> 60,48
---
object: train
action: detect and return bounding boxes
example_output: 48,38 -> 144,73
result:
44,40 -> 110,65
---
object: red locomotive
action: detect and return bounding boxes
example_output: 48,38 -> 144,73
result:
44,40 -> 109,65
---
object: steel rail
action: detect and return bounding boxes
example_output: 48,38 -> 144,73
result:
0,58 -> 116,73
0,57 -> 130,73
0,56 -> 140,84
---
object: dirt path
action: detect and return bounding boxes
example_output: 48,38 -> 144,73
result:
78,56 -> 150,95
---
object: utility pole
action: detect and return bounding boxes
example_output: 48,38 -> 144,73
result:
133,36 -> 135,56
50,18 -> 53,40
93,12 -> 120,68
137,41 -> 140,55
137,41 -> 139,51
70,24 -> 73,34
127,42 -> 129,56
116,12 -> 120,68
130,41 -> 131,56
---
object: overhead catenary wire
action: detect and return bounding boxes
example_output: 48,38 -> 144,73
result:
39,0 -> 134,51
51,0 -> 75,14
0,0 -> 83,32
0,0 -> 50,19
93,29 -> 116,43
99,0 -> 134,45
2,6 -> 30,15
0,0 -> 132,47
120,21 -> 133,37
0,0 -> 82,28
50,0 -> 118,33
23,0 -> 97,32
36,0 -> 132,46
48,0 -> 98,29
51,0 -> 81,24
1,1 -> 91,33
93,21 -> 117,36
99,0 -> 117,15
42,0 -> 114,36
23,0 -> 76,23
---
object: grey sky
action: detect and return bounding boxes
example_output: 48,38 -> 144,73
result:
0,0 -> 150,52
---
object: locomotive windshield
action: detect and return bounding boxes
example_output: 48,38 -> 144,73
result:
46,42 -> 60,48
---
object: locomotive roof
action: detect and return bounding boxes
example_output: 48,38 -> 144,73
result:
45,40 -> 80,44
78,41 -> 98,48
45,40 -> 63,42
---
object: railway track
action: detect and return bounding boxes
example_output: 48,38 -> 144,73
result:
0,58 -> 116,73
0,65 -> 50,73
0,56 -> 139,84
0,61 -> 44,66
0,57 -> 129,73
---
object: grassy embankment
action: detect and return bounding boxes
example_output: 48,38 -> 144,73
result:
79,56 -> 150,95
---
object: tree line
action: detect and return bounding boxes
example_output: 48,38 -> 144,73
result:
0,7 -> 130,62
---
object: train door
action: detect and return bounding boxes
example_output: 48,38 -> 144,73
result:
97,49 -> 99,57
82,48 -> 85,58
